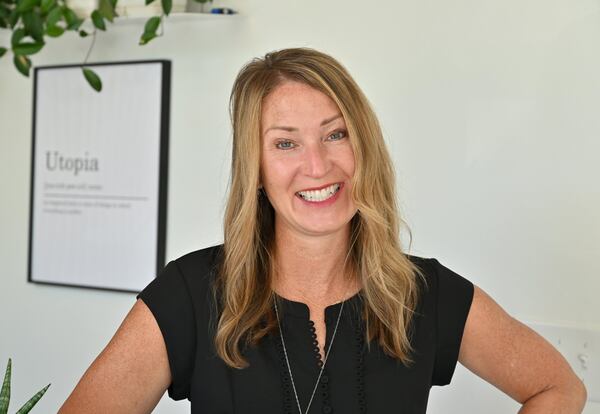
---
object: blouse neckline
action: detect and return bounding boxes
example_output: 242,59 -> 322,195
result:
274,290 -> 363,319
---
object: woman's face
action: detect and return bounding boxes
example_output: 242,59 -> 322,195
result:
260,81 -> 357,238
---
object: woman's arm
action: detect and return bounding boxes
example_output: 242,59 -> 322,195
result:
58,299 -> 171,414
458,286 -> 587,413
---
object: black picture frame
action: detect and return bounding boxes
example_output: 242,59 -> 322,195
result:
27,60 -> 171,294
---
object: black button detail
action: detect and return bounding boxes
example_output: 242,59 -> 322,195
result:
322,405 -> 332,413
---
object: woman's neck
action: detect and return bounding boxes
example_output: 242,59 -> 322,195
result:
271,222 -> 358,307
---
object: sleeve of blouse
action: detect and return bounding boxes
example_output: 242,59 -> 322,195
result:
431,258 -> 474,386
136,260 -> 196,401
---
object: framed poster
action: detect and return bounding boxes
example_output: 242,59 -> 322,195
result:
28,60 -> 170,293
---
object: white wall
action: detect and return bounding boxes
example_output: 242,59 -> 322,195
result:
1,0 -> 599,412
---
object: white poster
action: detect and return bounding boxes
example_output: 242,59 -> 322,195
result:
28,61 -> 170,292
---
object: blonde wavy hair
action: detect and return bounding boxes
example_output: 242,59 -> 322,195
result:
215,47 -> 425,369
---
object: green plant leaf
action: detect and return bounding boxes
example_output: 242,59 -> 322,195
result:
0,47 -> 7,58
145,0 -> 155,5
82,67 -> 102,91
139,31 -> 156,45
11,28 -> 26,47
8,9 -> 20,28
46,6 -> 62,26
16,0 -> 37,13
78,29 -> 88,37
62,5 -> 76,24
22,11 -> 44,41
13,54 -> 31,76
91,10 -> 105,30
13,41 -> 44,55
40,0 -> 55,14
144,16 -> 160,34
0,358 -> 11,414
98,0 -> 114,22
46,24 -> 64,36
14,384 -> 50,414
62,7 -> 82,30
161,0 -> 171,15
0,3 -> 10,18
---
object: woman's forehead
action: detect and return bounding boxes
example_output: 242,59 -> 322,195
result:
261,81 -> 343,128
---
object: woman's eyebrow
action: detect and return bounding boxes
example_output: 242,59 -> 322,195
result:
263,113 -> 343,135
320,113 -> 343,126
263,125 -> 298,134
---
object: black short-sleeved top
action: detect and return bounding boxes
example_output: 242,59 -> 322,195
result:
137,244 -> 474,414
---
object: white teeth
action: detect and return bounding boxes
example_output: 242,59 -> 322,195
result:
297,183 -> 341,202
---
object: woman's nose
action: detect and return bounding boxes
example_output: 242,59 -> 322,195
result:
303,142 -> 330,177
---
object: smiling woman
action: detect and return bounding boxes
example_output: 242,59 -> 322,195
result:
260,81 -> 357,238
58,48 -> 586,414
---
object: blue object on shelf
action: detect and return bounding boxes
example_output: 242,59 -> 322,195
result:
210,7 -> 236,14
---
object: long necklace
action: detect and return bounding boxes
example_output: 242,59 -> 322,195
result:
273,295 -> 346,414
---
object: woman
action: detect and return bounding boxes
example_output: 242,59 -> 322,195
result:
59,48 -> 587,413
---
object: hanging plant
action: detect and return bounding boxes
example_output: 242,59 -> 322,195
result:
0,359 -> 50,414
0,0 -> 173,91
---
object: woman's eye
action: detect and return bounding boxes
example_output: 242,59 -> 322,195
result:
328,130 -> 347,141
275,140 -> 295,150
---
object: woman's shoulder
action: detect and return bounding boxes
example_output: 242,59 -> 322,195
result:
167,243 -> 224,298
172,243 -> 224,277
404,253 -> 474,305
404,253 -> 436,283
139,244 -> 223,307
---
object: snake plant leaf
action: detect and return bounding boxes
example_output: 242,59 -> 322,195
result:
91,10 -> 105,30
22,11 -> 44,41
161,0 -> 171,16
14,384 -> 50,414
0,359 -> 11,414
40,0 -> 55,14
12,41 -> 44,55
13,54 -> 31,76
11,28 -> 26,47
16,0 -> 37,13
98,0 -> 115,22
82,67 -> 102,92
0,47 -> 7,58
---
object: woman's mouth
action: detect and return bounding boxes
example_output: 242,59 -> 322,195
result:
296,183 -> 341,202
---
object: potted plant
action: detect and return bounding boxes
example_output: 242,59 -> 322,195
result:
0,0 -> 216,91
0,359 -> 50,414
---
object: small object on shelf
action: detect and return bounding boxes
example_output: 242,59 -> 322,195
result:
210,7 -> 236,14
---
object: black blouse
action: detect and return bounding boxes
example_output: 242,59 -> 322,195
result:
137,244 -> 474,414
